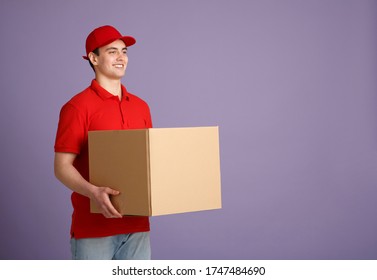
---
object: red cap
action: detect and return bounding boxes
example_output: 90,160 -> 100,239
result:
83,25 -> 136,60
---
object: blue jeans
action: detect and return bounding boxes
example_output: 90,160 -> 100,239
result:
70,232 -> 151,260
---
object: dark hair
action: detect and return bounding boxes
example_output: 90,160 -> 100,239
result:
89,48 -> 100,71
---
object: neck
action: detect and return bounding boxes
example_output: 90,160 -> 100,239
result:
95,75 -> 122,99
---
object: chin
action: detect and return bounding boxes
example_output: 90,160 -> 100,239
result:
112,72 -> 126,79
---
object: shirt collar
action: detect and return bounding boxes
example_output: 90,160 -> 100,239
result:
90,79 -> 130,101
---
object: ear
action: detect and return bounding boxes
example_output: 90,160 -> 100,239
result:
88,52 -> 99,66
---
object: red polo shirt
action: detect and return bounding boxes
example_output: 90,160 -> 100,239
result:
54,79 -> 152,238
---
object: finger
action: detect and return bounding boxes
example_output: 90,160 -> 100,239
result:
100,205 -> 113,218
103,196 -> 122,218
106,188 -> 120,196
101,204 -> 121,218
108,205 -> 122,218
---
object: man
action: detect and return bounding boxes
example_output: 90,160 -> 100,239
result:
54,25 -> 152,260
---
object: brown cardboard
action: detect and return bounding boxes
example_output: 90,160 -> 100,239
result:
89,126 -> 222,216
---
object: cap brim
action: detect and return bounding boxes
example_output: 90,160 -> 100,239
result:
121,36 -> 136,47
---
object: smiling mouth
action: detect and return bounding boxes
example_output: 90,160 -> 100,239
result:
114,64 -> 124,68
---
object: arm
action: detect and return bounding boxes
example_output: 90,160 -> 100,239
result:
54,152 -> 122,218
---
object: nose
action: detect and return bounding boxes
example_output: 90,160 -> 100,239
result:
116,51 -> 127,60
116,53 -> 125,61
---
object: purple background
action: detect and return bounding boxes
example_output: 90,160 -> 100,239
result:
0,0 -> 376,260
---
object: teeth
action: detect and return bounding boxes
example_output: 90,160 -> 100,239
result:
114,64 -> 123,68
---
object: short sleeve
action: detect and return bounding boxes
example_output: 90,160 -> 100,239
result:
54,103 -> 87,154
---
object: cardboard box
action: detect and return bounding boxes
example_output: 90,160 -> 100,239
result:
89,126 -> 222,216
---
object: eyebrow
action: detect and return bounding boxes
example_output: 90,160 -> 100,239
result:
105,47 -> 128,51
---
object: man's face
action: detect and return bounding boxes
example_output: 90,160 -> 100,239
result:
90,39 -> 128,80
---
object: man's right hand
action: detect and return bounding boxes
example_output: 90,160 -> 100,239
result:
89,186 -> 122,218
